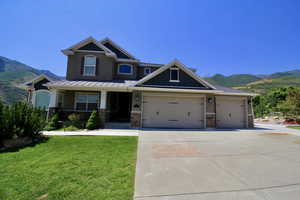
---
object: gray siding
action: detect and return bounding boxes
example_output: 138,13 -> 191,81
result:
137,67 -> 159,79
34,79 -> 49,90
140,67 -> 210,89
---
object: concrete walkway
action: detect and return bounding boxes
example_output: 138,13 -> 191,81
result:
42,129 -> 139,136
134,124 -> 300,200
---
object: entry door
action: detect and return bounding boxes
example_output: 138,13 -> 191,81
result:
216,96 -> 246,128
142,96 -> 204,128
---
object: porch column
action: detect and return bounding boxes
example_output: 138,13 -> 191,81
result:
48,89 -> 58,118
49,89 -> 58,108
100,91 -> 107,109
99,91 -> 107,124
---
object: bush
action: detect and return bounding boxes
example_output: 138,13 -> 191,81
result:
45,114 -> 61,131
68,113 -> 84,129
0,102 -> 47,142
86,110 -> 102,130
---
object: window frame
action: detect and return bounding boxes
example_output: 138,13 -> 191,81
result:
83,55 -> 97,76
144,68 -> 151,75
169,68 -> 180,82
75,92 -> 99,112
117,64 -> 133,75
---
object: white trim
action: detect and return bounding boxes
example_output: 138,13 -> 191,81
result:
100,91 -> 107,109
131,110 -> 141,114
99,37 -> 138,60
135,59 -> 216,89
22,74 -> 54,89
142,92 -> 205,98
117,64 -> 133,75
83,55 -> 96,76
169,67 -> 180,82
133,87 -> 222,94
49,89 -> 58,108
206,112 -> 216,115
61,36 -> 115,56
203,96 -> 206,129
117,58 -> 139,63
144,68 -> 151,75
245,98 -> 249,128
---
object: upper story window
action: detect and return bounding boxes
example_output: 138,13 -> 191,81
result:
144,68 -> 151,75
170,68 -> 179,82
83,56 -> 96,76
118,64 -> 133,75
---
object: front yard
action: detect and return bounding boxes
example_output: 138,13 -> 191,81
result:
0,136 -> 138,200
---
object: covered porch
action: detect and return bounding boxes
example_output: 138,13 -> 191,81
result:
48,89 -> 133,123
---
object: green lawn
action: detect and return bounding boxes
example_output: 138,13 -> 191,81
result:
287,126 -> 300,130
0,136 -> 138,200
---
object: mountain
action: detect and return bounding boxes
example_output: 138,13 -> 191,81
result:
205,70 -> 300,93
205,74 -> 261,87
0,56 -> 61,104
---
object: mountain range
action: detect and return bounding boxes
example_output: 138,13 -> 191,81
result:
0,56 -> 61,104
0,55 -> 300,104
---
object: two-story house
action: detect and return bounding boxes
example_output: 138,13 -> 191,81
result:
23,36 -> 256,129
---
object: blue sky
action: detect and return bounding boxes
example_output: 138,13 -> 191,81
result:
1,0 -> 300,77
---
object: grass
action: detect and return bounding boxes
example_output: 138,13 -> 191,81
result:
0,136 -> 138,200
287,126 -> 300,130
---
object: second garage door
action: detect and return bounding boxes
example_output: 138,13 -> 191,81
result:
216,96 -> 247,128
142,95 -> 205,128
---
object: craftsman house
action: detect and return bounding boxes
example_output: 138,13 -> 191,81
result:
23,37 -> 255,129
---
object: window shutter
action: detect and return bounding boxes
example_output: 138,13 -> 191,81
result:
80,57 -> 84,75
96,57 -> 99,75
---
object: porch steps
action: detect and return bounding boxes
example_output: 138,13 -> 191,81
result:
105,122 -> 131,129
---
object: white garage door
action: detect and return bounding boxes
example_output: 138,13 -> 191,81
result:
142,95 -> 205,128
216,96 -> 246,128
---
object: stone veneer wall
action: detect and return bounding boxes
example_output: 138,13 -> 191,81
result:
130,91 -> 142,128
206,95 -> 216,128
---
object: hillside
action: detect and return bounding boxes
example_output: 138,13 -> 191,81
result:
205,70 -> 300,93
0,56 -> 61,104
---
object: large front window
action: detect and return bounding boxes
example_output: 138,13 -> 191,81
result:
84,56 -> 96,76
118,64 -> 133,75
75,93 -> 99,111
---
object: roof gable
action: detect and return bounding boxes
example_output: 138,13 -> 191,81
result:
78,42 -> 104,51
62,36 -> 114,56
99,38 -> 137,60
135,59 -> 216,90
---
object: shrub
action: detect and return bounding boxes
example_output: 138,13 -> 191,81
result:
68,113 -> 84,129
45,113 -> 61,131
86,110 -> 102,130
0,102 -> 47,141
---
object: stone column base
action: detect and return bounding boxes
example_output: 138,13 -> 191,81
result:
206,114 -> 216,128
99,109 -> 107,123
248,115 -> 254,128
131,112 -> 141,128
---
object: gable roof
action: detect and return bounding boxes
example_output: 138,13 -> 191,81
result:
61,36 -> 115,56
20,74 -> 57,90
135,59 -> 216,89
99,37 -> 138,60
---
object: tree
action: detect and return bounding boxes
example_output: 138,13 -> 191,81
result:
86,110 -> 102,130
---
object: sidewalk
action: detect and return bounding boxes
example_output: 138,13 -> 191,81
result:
42,129 -> 140,136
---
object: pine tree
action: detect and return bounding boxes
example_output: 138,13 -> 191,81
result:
86,110 -> 101,130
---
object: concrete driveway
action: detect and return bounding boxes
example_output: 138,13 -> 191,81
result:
134,125 -> 300,200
